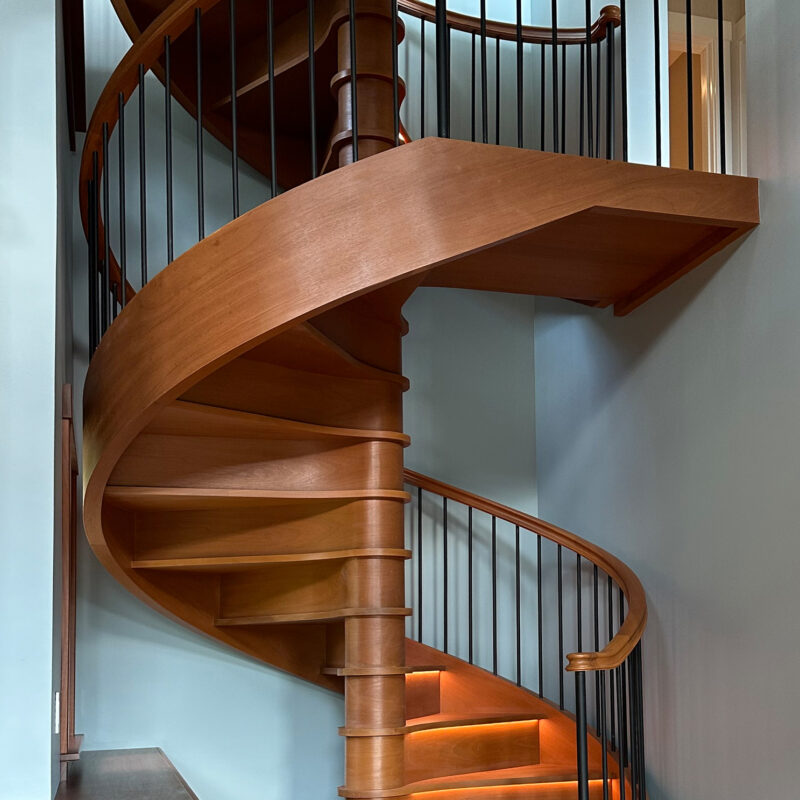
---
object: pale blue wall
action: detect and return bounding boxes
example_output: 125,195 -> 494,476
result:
0,2 -> 61,798
533,2 -> 800,798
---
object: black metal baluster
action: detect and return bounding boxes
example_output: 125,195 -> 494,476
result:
617,661 -> 627,800
576,671 -> 590,800
117,94 -> 127,307
593,565 -> 600,729
515,0 -> 523,148
539,44 -> 545,151
515,525 -> 521,685
435,0 -> 449,137
480,0 -> 488,143
537,534 -> 543,697
468,506 -> 473,663
619,589 -> 630,784
560,42 -> 566,153
420,20 -> 426,138
606,20 -> 615,160
654,0 -> 662,165
87,175 -> 97,351
111,283 -> 119,320
585,0 -> 593,157
600,667 -> 610,800
195,10 -> 205,239
557,543 -> 563,709
309,0 -> 318,174
717,0 -> 726,173
471,33 -> 476,142
91,153 -> 100,342
348,0 -> 359,160
686,0 -> 694,169
629,651 -> 639,800
492,515 -> 498,674
579,43 -> 585,156
138,64 -> 148,285
576,554 -> 583,647
164,36 -> 174,262
620,0 -> 629,160
608,576 -> 616,749
595,42 -> 601,157
268,0 -> 278,191
229,0 -> 239,215
550,0 -> 558,151
391,0 -> 399,146
442,497 -> 448,653
417,487 -> 423,643
636,644 -> 647,799
102,122 -> 110,332
495,38 -> 500,145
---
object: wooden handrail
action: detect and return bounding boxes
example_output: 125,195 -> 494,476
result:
403,468 -> 646,671
397,1 -> 621,45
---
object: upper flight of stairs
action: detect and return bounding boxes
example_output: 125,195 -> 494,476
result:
78,1 -> 760,797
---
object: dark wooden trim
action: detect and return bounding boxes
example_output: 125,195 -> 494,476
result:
59,385 -> 82,781
62,0 -> 87,152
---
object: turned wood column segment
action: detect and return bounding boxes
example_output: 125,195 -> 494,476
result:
339,316 -> 409,799
332,0 -> 399,167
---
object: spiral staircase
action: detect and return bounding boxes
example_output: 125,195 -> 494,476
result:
78,0 -> 759,797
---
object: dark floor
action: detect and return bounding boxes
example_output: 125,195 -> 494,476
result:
56,748 -> 199,800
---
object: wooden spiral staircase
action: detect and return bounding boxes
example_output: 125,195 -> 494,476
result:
79,0 -> 759,797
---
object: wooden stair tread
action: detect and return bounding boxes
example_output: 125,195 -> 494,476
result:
244,322 -> 410,388
215,607 -> 411,626
340,710 -> 545,737
321,664 -> 446,676
146,401 -> 410,445
339,764 -> 603,798
132,548 -> 411,571
104,486 -> 409,510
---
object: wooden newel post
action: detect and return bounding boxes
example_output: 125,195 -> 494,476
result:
332,0 -> 400,166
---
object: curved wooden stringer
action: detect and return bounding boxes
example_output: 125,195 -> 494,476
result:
82,1 -> 759,797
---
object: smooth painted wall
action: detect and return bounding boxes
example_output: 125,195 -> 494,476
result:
533,2 -> 800,798
0,1 -> 60,798
402,288 -> 539,683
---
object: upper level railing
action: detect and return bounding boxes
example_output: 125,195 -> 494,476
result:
80,0 -> 735,355
404,469 -> 647,800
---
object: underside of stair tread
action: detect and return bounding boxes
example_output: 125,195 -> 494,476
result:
341,710 -> 545,736
243,322 -> 410,388
104,485 -> 410,510
340,763 -> 604,798
405,710 -> 546,730
215,606 -> 411,626
145,400 -> 411,445
132,548 -> 411,571
321,664 -> 446,676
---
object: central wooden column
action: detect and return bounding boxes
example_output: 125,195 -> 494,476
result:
326,292 -> 412,799
330,0 -> 400,167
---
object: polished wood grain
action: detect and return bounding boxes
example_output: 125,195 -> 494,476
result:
404,469 -> 645,671
55,749 -> 198,800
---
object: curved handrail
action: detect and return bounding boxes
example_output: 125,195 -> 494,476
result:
402,468 -> 647,671
397,1 -> 621,45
